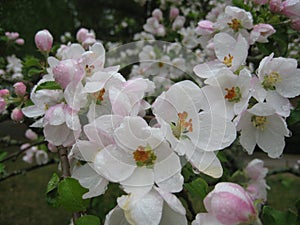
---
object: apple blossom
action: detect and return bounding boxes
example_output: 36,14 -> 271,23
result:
34,29 -> 53,52
172,16 -> 186,30
152,9 -> 163,21
204,182 -> 257,225
13,82 -> 26,97
5,31 -> 19,40
0,98 -> 6,113
281,0 -> 300,19
257,53 -> 300,98
250,24 -> 276,44
15,38 -> 25,45
0,89 -> 9,97
195,20 -> 215,35
237,102 -> 290,158
35,150 -> 48,165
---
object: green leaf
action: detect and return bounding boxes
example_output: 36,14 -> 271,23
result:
261,206 -> 298,225
184,178 -> 208,212
28,68 -> 43,77
75,215 -> 100,225
46,173 -> 60,208
0,151 -> 7,161
0,163 -> 5,174
58,177 -> 89,212
23,56 -> 41,68
35,81 -> 62,92
46,173 -> 60,193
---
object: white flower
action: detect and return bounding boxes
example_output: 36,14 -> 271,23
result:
6,55 -> 22,73
152,80 -> 236,178
257,53 -> 300,98
237,102 -> 290,158
93,116 -> 183,194
105,187 -> 187,225
193,33 -> 248,78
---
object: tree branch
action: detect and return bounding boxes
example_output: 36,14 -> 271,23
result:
0,158 -> 57,182
267,167 -> 300,177
0,140 -> 47,163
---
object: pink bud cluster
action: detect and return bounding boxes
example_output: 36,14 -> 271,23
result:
5,31 -> 25,45
76,28 -> 96,49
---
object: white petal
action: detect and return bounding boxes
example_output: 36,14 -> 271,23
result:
248,102 -> 275,116
104,206 -> 130,225
22,105 -> 45,118
193,61 -> 225,79
72,164 -> 109,199
94,145 -> 135,182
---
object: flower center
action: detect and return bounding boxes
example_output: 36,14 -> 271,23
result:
223,54 -> 234,67
92,88 -> 105,104
224,86 -> 242,103
158,62 -> 164,68
171,111 -> 193,139
251,115 -> 267,130
227,18 -> 241,31
262,72 -> 281,90
85,64 -> 95,76
133,144 -> 157,168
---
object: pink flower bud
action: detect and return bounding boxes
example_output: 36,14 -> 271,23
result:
291,18 -> 300,31
152,9 -> 163,21
250,23 -> 276,44
15,38 -> 25,45
252,0 -> 268,5
0,89 -> 10,97
172,16 -> 186,30
47,143 -> 58,152
204,182 -> 257,225
269,0 -> 283,12
76,28 -> 89,43
169,7 -> 179,20
156,25 -> 166,36
11,108 -> 24,122
5,32 -> 19,40
0,98 -> 6,113
34,29 -> 53,52
13,82 -> 26,96
52,59 -> 84,89
25,129 -> 38,141
195,20 -> 214,35
281,0 -> 300,19
245,159 -> 268,180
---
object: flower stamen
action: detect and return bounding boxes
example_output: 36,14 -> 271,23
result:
223,54 -> 234,67
251,115 -> 267,131
262,72 -> 281,90
133,144 -> 157,168
171,111 -> 193,139
224,86 -> 242,103
227,18 -> 241,31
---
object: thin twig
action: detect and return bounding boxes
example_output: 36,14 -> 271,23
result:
0,158 -> 57,182
0,140 -> 47,163
267,167 -> 300,177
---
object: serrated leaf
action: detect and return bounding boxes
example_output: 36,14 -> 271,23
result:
46,172 -> 60,193
58,177 -> 89,212
75,215 -> 100,225
35,81 -> 62,92
261,206 -> 298,225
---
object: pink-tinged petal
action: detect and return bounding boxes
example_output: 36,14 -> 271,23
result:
121,167 -> 154,194
22,105 -> 45,118
193,61 -> 225,79
155,187 -> 186,215
44,123 -> 74,146
63,43 -> 85,59
187,149 -> 223,178
192,213 -> 223,225
118,191 -> 164,225
44,104 -> 65,126
197,112 -> 236,151
104,206 -> 130,225
110,87 -> 134,116
65,111 -> 80,131
94,145 -> 135,182
245,159 -> 268,180
72,163 -> 109,199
